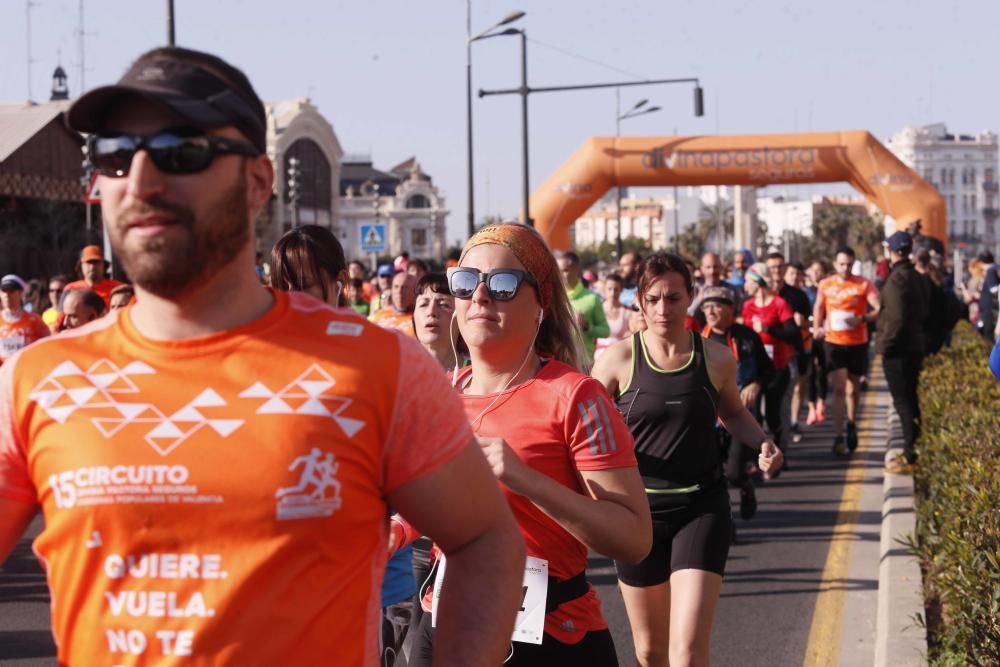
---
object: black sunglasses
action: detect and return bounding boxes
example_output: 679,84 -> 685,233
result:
447,268 -> 538,302
88,129 -> 261,177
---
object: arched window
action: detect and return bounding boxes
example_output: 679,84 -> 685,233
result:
406,194 -> 431,209
283,139 -> 332,211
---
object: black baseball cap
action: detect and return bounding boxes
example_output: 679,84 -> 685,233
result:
67,47 -> 267,152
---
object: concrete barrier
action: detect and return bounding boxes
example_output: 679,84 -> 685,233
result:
875,459 -> 927,666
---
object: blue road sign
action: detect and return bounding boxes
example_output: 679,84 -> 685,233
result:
360,223 -> 387,253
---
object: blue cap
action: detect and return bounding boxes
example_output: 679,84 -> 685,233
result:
377,264 -> 396,277
886,230 -> 913,253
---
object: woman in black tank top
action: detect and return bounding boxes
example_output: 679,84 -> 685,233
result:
593,253 -> 783,667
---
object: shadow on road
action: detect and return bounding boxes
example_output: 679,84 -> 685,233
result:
0,631 -> 56,660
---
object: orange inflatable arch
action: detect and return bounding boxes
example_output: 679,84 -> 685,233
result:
531,131 -> 946,251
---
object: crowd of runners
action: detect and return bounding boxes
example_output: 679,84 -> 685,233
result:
0,45 -> 992,667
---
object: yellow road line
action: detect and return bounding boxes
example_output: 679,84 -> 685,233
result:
801,356 -> 882,667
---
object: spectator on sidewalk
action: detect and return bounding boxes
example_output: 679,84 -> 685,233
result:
990,336 -> 1000,380
877,231 -> 929,473
976,251 -> 999,340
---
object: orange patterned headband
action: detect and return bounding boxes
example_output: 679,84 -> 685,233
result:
460,223 -> 556,310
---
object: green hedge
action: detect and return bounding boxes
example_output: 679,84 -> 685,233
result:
912,321 -> 1000,665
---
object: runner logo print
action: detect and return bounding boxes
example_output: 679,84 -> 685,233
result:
28,359 -> 244,456
275,447 -> 343,520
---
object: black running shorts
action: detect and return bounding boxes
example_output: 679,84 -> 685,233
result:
615,488 -> 732,586
825,342 -> 868,377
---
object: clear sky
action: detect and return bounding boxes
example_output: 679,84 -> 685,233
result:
2,0 -> 997,246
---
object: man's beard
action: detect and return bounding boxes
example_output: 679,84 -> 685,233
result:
110,170 -> 250,299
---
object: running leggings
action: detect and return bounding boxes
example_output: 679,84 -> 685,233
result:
808,340 -> 828,403
407,613 -> 618,667
763,367 -> 791,450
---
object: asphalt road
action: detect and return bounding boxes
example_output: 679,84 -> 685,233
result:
589,395 -> 882,666
1,394 -> 876,666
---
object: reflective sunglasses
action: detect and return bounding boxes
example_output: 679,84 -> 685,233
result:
447,267 -> 537,301
87,129 -> 261,177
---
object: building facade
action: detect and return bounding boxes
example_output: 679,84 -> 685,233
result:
887,123 -> 999,252
573,188 -> 714,251
757,194 -> 872,239
259,98 -> 344,252
339,157 -> 448,262
258,99 -> 448,262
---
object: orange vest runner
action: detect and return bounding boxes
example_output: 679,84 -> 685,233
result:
0,290 -> 470,665
818,275 -> 876,346
0,311 -> 49,363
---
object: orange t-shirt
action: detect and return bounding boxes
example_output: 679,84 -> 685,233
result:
818,275 -> 877,346
370,308 -> 415,337
65,278 -> 126,308
0,290 -> 471,666
0,311 -> 49,363
453,361 -> 637,644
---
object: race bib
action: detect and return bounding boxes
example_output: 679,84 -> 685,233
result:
764,344 -> 775,360
431,555 -> 549,645
1,334 -> 25,358
830,309 -> 854,332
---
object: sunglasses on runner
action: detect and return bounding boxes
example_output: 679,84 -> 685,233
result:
87,129 -> 261,177
447,267 -> 538,301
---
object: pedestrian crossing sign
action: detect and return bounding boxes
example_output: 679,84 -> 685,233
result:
360,223 -> 386,253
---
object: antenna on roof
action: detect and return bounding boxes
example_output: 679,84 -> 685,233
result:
25,0 -> 38,102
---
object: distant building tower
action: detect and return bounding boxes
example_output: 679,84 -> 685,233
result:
888,123 -> 999,253
50,65 -> 69,101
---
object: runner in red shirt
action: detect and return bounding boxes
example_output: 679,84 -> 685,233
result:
403,223 -> 651,667
64,245 -> 124,308
741,263 -> 799,468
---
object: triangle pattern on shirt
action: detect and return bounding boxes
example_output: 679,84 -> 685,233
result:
50,361 -> 84,378
239,382 -> 275,399
67,387 -> 99,406
238,364 -> 366,438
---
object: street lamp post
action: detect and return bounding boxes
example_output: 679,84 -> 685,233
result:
615,90 -> 661,257
287,157 -> 301,227
166,0 -> 175,46
467,10 -> 526,238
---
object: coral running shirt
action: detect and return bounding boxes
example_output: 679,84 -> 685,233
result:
818,275 -> 877,346
455,361 -> 637,644
0,311 -> 49,363
65,278 -> 125,308
0,290 -> 471,666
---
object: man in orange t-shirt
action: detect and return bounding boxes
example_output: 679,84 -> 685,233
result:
813,246 -> 881,457
0,46 -> 525,667
0,274 -> 49,364
64,245 -> 125,308
370,271 -> 417,337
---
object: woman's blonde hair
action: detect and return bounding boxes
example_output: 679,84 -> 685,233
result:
461,223 -> 587,372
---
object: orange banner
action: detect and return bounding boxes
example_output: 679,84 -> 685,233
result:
531,131 -> 945,250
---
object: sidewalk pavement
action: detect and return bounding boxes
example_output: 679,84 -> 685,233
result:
831,364 -> 927,666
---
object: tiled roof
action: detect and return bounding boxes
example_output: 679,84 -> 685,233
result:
0,101 -> 72,163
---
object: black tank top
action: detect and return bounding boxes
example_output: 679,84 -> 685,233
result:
616,331 -> 722,487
